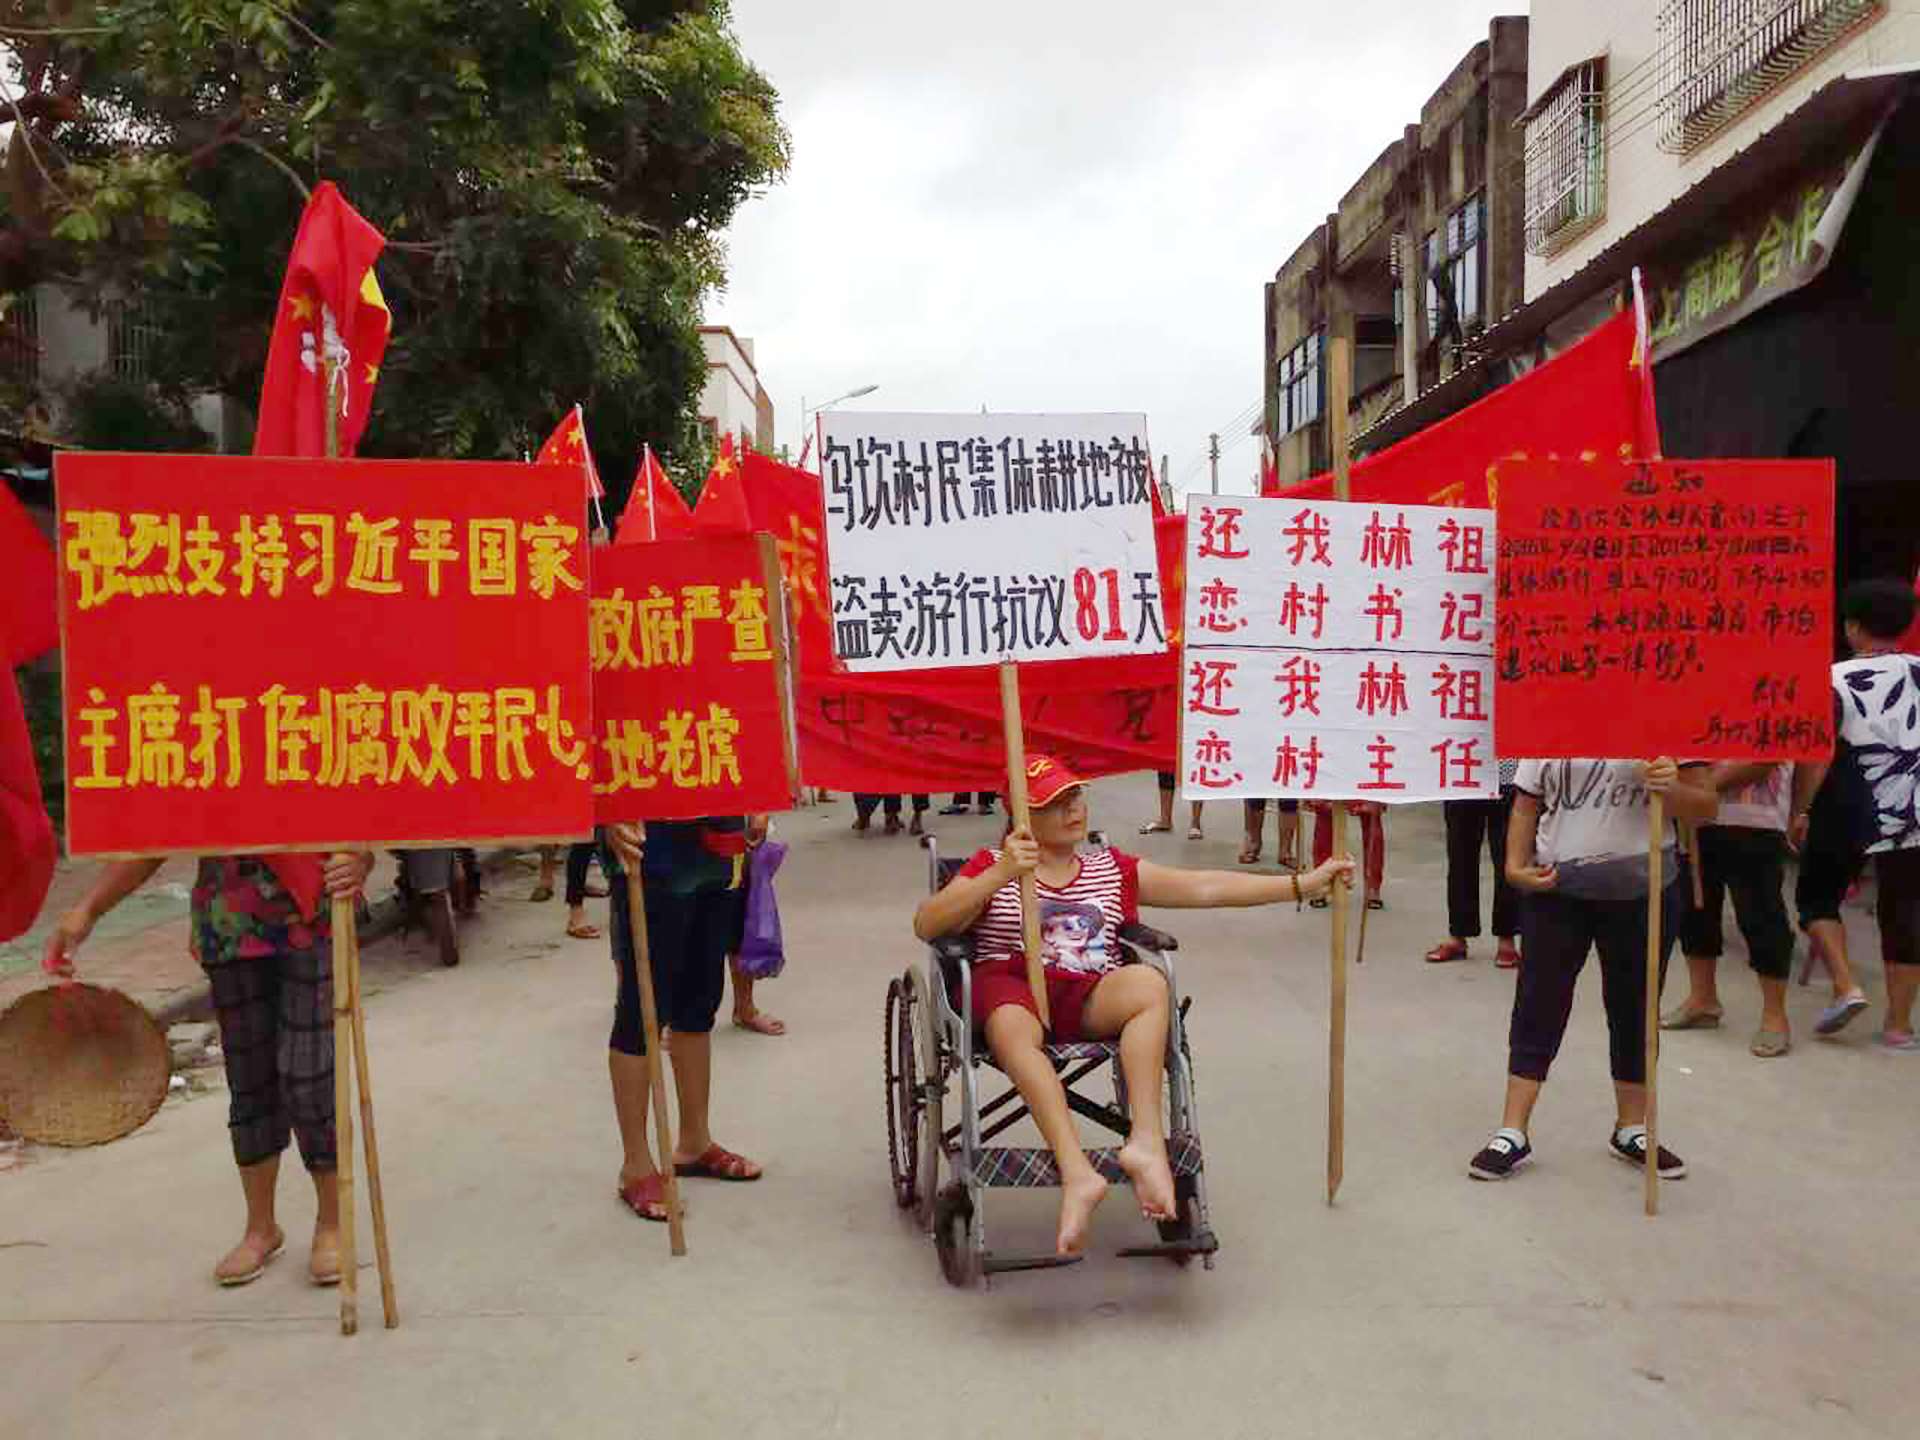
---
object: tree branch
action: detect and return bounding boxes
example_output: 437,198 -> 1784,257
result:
232,137 -> 311,200
0,76 -> 67,204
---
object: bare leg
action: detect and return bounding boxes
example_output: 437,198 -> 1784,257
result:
1157,786 -> 1174,829
731,961 -> 785,1035
1612,1080 -> 1647,1129
213,1155 -> 285,1283
1499,1075 -> 1543,1134
1888,964 -> 1920,1035
309,1166 -> 340,1284
609,1050 -> 656,1187
1679,952 -> 1722,1012
1187,801 -> 1204,837
1277,808 -> 1299,867
1082,967 -> 1176,1220
984,1005 -> 1106,1254
1808,918 -> 1857,998
1757,975 -> 1789,1034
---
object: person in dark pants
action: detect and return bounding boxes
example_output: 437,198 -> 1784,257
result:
1139,770 -> 1204,839
1238,798 -> 1299,867
1428,760 -> 1520,967
604,816 -> 766,1223
1467,756 -> 1718,1183
939,792 -> 998,816
851,793 -> 931,836
1661,765 -> 1798,1056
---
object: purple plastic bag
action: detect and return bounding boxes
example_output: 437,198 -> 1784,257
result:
735,839 -> 788,980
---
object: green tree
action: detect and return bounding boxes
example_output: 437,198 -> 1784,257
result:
0,1 -> 787,500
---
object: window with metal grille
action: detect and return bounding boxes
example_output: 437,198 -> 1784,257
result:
1277,330 -> 1322,437
1658,0 -> 1885,155
1524,59 -> 1607,255
0,289 -> 40,392
1426,195 -> 1485,341
108,298 -> 159,383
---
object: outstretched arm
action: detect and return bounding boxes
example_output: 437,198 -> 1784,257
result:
1135,855 -> 1352,910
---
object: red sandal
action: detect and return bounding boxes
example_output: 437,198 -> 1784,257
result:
618,1173 -> 673,1222
674,1144 -> 763,1182
1425,939 -> 1468,964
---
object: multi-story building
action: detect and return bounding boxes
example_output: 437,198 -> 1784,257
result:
1264,16 -> 1529,487
698,324 -> 775,454
1485,0 -> 1917,589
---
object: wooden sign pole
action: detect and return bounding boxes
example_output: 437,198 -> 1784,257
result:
997,662 -> 1051,1030
1644,793 -> 1666,1217
1326,329 -> 1354,1206
623,869 -> 688,1255
323,366 -> 398,1331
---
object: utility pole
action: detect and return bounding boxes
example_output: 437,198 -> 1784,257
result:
1208,433 -> 1220,495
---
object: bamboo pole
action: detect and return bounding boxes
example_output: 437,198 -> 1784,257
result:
997,662 -> 1050,1029
623,869 -> 688,1255
347,914 -> 398,1327
1644,794 -> 1666,1217
331,893 -> 358,1334
1327,329 -> 1354,1205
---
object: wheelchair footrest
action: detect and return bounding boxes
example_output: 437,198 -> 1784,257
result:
970,1132 -> 1204,1189
982,1252 -> 1085,1276
1116,1232 -> 1220,1261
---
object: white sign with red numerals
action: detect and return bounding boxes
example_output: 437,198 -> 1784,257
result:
1179,496 -> 1496,802
816,411 -> 1163,672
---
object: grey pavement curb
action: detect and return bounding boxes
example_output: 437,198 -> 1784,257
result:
146,846 -> 528,1030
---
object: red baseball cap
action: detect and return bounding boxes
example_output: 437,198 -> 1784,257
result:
1022,754 -> 1087,809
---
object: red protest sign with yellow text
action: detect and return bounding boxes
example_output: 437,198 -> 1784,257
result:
591,534 -> 797,821
57,453 -> 595,855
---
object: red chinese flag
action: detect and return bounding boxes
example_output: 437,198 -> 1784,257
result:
1,670 -> 55,943
536,404 -> 605,502
621,445 -> 693,545
1,486 -> 57,667
692,434 -> 754,535
249,181 -> 392,916
253,182 -> 390,460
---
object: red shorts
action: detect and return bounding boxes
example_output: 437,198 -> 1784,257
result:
969,956 -> 1106,1042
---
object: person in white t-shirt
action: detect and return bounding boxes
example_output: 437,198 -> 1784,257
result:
915,755 -> 1352,1256
1660,765 -> 1801,1056
1467,756 -> 1719,1182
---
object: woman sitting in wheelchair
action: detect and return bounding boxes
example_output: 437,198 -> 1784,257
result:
914,756 -> 1353,1255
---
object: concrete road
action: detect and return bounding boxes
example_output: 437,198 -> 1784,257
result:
2,776 -> 1911,1439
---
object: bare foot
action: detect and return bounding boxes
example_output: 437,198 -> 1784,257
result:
213,1226 -> 286,1287
733,1008 -> 786,1036
308,1225 -> 341,1287
1117,1138 -> 1177,1221
1056,1169 -> 1109,1255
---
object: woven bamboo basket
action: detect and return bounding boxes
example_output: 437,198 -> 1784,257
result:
0,983 -> 171,1146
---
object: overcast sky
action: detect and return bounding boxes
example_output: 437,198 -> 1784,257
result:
713,1 -> 1520,498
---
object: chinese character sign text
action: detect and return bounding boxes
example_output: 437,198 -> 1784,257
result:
817,412 -> 1164,671
591,534 -> 798,822
57,453 -> 595,855
1494,457 -> 1835,761
1180,497 -> 1497,802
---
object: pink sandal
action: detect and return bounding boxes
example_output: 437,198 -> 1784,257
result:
674,1144 -> 763,1182
618,1173 -> 673,1222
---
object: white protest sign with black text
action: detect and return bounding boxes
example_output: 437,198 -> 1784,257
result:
817,411 -> 1163,672
1180,496 -> 1496,802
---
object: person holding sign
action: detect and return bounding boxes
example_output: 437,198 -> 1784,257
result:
1467,758 -> 1718,1183
43,850 -> 375,1285
603,816 -> 766,1222
913,757 -> 1352,1255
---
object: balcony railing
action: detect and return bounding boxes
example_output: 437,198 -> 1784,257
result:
1658,0 -> 1885,154
1524,59 -> 1608,255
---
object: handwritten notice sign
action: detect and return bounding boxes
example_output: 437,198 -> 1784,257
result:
1179,496 -> 1496,802
1494,457 -> 1835,760
57,453 -> 594,856
816,412 -> 1163,671
590,534 -> 798,821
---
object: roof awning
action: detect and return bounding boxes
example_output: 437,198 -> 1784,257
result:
1482,64 -> 1918,361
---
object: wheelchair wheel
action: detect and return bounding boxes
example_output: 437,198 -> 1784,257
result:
1155,1174 -> 1203,1266
883,976 -> 922,1211
932,1180 -> 980,1287
909,967 -> 944,1232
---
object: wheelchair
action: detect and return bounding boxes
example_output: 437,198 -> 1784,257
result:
882,833 -> 1218,1286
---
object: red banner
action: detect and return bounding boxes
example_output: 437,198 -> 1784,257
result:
1494,457 -> 1836,761
590,534 -> 797,821
57,454 -> 595,855
743,453 -> 1183,792
1271,309 -> 1655,508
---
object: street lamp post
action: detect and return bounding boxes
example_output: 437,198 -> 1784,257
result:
797,383 -> 879,460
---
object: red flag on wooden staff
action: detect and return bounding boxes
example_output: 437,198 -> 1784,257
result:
536,404 -> 606,502
692,433 -> 754,534
253,182 -> 390,461
622,444 -> 693,545
250,181 -> 392,918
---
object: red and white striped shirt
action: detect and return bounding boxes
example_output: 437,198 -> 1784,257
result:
958,846 -> 1141,976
